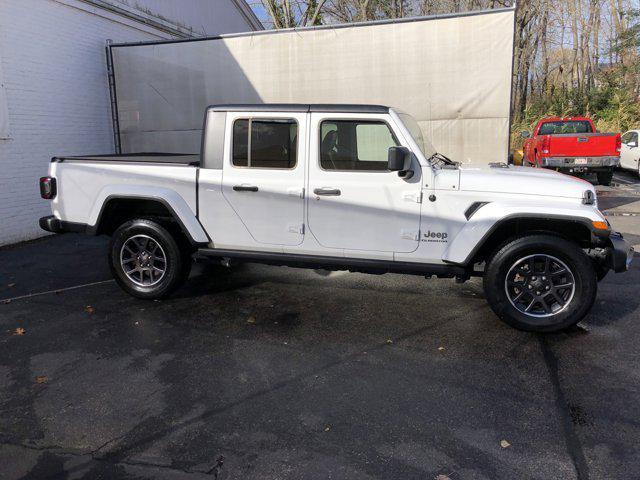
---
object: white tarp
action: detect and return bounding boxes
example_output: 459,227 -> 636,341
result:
111,8 -> 515,164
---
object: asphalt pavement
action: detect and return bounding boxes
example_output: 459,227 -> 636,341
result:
1,171 -> 639,480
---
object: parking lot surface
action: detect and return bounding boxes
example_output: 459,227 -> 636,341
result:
1,172 -> 639,480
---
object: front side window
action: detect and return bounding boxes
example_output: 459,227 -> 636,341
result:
320,120 -> 398,171
232,118 -> 297,169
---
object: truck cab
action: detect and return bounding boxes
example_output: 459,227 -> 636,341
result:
40,104 -> 633,333
199,105 -> 427,259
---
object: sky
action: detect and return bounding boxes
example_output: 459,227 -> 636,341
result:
247,2 -> 273,29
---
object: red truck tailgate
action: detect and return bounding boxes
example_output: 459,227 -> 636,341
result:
547,133 -> 620,157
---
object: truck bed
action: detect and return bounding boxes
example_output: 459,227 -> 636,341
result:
47,153 -> 200,231
52,153 -> 200,166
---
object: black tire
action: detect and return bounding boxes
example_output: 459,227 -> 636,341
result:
108,219 -> 191,299
597,169 -> 613,186
483,235 -> 597,333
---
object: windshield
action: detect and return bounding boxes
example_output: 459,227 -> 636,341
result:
538,121 -> 593,135
397,112 -> 436,158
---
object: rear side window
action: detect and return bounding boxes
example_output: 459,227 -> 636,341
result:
320,120 -> 398,171
232,118 -> 298,169
538,121 -> 593,135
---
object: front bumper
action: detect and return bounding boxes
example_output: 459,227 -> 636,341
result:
541,156 -> 619,171
39,215 -> 87,234
608,232 -> 634,273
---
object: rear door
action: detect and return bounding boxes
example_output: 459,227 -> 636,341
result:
307,113 -> 423,257
221,111 -> 307,247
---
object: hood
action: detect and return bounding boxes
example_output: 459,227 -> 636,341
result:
457,165 -> 594,199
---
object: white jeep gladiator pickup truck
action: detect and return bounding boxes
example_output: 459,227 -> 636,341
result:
39,104 -> 633,332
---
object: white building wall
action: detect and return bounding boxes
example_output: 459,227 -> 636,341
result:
0,0 -> 258,246
106,0 -> 262,35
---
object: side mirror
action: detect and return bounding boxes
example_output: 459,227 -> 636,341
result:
388,146 -> 411,172
521,131 -> 531,139
629,141 -> 638,148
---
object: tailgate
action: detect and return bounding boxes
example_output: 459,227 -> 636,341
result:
548,133 -> 619,157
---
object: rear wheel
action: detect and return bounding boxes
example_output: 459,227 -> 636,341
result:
109,219 -> 192,299
597,169 -> 613,186
484,235 -> 597,332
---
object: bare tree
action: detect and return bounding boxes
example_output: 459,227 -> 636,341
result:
258,0 -> 327,28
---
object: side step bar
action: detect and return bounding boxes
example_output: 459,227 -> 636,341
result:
197,248 -> 468,278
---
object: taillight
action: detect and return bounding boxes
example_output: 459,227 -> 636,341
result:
541,136 -> 551,154
40,176 -> 56,199
615,134 -> 622,153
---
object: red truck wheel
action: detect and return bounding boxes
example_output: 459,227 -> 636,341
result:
523,153 -> 536,167
597,170 -> 613,186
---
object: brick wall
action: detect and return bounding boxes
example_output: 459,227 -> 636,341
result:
0,0 -> 174,245
0,0 -> 256,246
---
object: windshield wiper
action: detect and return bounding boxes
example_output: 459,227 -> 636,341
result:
429,152 -> 460,168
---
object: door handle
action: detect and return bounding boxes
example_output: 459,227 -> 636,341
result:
233,185 -> 259,192
314,188 -> 341,196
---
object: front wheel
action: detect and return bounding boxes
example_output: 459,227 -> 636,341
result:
483,235 -> 597,332
108,219 -> 192,299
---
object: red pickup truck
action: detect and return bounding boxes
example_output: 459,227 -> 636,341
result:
522,117 -> 621,185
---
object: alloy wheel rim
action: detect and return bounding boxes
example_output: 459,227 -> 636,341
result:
120,234 -> 167,287
504,254 -> 576,318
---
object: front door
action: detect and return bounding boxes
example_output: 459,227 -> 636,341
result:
222,112 -> 307,247
307,113 -> 423,256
